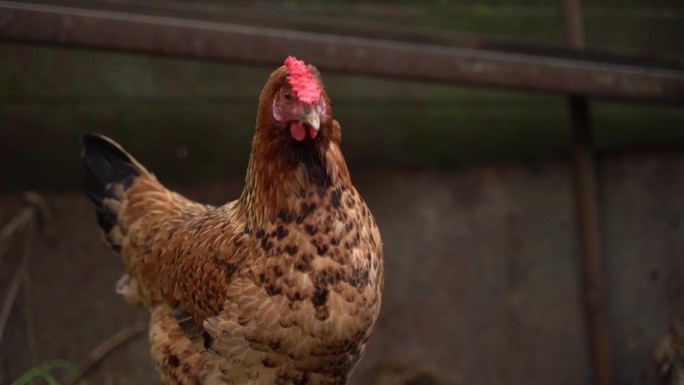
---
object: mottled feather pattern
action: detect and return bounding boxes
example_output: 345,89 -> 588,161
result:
83,59 -> 383,385
149,304 -> 207,385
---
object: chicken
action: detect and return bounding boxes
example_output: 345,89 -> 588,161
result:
82,56 -> 384,385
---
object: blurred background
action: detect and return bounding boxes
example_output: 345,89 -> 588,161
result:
1,0 -> 683,384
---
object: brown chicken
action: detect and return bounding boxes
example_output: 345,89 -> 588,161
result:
82,57 -> 384,385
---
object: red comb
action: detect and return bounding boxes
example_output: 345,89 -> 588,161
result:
284,56 -> 321,104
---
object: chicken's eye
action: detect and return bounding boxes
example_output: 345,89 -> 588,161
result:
283,90 -> 294,104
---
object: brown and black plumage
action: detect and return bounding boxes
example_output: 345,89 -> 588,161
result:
82,57 -> 384,385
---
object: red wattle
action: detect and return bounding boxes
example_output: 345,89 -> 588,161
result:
309,126 -> 318,139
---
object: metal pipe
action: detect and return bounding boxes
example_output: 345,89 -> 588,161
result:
563,1 -> 613,384
569,96 -> 613,385
0,1 -> 683,103
562,0 -> 585,49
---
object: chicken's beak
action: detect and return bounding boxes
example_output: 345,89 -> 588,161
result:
300,103 -> 320,133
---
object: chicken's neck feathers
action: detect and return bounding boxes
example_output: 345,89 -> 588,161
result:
235,138 -> 351,229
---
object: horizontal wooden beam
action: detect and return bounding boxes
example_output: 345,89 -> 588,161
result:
1,1 -> 683,103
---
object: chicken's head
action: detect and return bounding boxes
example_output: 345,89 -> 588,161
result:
259,56 -> 332,143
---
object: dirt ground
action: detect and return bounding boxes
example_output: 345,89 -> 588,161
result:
2,153 -> 683,385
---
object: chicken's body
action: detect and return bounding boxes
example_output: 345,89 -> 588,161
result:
82,58 -> 383,385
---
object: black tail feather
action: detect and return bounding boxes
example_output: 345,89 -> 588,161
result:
82,133 -> 141,235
